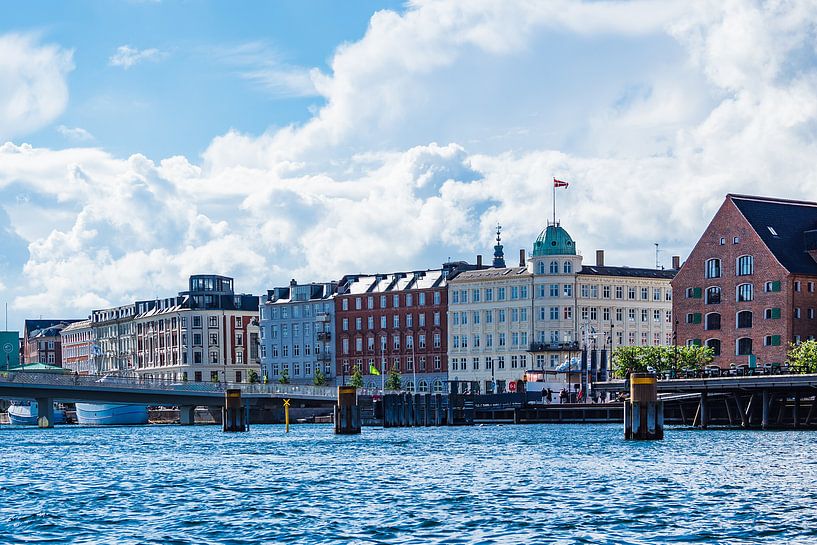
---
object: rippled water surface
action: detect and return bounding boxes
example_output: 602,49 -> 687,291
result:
2,423 -> 816,544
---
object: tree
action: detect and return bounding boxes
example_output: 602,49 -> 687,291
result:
788,340 -> 817,373
611,345 -> 713,378
248,369 -> 260,384
313,367 -> 328,386
278,368 -> 290,384
349,366 -> 363,388
385,367 -> 402,390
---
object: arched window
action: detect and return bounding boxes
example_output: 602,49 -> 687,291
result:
705,286 -> 721,304
418,379 -> 429,393
705,258 -> 721,279
536,261 -> 545,274
736,337 -> 753,356
704,313 -> 721,330
404,381 -> 415,393
432,379 -> 443,393
706,339 -> 721,356
736,255 -> 754,276
737,284 -> 753,302
563,261 -> 573,274
737,310 -> 753,328
549,261 -> 559,274
367,380 -> 377,390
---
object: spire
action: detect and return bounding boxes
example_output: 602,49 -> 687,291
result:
493,223 -> 506,268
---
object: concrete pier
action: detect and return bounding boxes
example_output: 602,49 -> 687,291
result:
222,389 -> 249,432
624,373 -> 663,440
334,386 -> 361,434
36,397 -> 54,428
179,405 -> 196,426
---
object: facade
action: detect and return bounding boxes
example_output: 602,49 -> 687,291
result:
60,319 -> 96,374
449,224 -> 676,392
673,194 -> 817,367
22,319 -> 79,365
133,275 -> 261,383
90,302 -> 145,375
260,280 -> 337,385
0,331 -> 20,370
334,262 -> 474,393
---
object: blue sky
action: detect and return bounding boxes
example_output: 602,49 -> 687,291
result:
2,1 -> 817,331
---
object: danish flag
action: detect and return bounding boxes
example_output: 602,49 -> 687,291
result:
553,178 -> 569,188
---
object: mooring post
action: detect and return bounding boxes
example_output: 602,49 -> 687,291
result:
700,392 -> 709,429
793,394 -> 800,429
223,389 -> 248,432
36,398 -> 54,429
762,390 -> 770,430
334,386 -> 361,434
624,373 -> 662,440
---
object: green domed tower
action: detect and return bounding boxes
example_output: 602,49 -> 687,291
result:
532,222 -> 577,256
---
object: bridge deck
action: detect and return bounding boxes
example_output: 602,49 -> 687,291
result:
594,373 -> 817,394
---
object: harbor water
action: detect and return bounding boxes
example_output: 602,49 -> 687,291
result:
2,423 -> 817,544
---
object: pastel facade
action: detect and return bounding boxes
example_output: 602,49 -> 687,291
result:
60,319 -> 96,374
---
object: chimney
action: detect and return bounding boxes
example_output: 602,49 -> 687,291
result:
476,254 -> 483,268
672,255 -> 680,270
595,250 -> 604,267
519,249 -> 526,267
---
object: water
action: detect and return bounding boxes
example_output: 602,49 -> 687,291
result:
2,424 -> 817,544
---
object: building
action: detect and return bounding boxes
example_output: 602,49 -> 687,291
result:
60,319 -> 96,374
133,275 -> 261,383
22,319 -> 80,365
448,224 -> 676,392
334,262 -> 476,393
90,302 -> 147,375
0,331 -> 20,370
260,280 -> 337,385
673,194 -> 817,368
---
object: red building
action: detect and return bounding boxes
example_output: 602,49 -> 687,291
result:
23,319 -> 79,366
673,194 -> 817,368
334,262 -> 474,393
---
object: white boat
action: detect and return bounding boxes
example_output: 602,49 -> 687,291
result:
75,403 -> 149,425
7,400 -> 66,425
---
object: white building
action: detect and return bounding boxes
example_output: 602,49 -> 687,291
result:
448,223 -> 676,393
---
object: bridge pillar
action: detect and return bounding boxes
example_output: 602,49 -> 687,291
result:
36,398 -> 54,429
179,405 -> 196,426
624,373 -> 663,440
700,392 -> 709,429
334,386 -> 361,434
223,389 -> 249,432
762,390 -> 770,430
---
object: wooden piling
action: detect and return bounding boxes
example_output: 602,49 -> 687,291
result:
334,386 -> 361,434
223,389 -> 248,432
624,373 -> 663,440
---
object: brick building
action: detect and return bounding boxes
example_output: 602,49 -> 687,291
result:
23,319 -> 79,365
334,262 -> 475,392
673,194 -> 817,368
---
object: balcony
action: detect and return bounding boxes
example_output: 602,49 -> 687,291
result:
315,313 -> 331,323
527,341 -> 580,352
317,331 -> 331,341
317,351 -> 332,362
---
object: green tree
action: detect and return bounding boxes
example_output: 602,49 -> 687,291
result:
248,369 -> 260,384
385,367 -> 402,390
612,345 -> 713,378
278,368 -> 290,384
349,366 -> 363,388
313,367 -> 328,386
788,340 -> 817,373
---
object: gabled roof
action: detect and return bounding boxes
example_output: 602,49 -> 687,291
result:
578,265 -> 676,279
730,194 -> 817,275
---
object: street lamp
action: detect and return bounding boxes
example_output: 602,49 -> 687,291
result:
673,319 -> 679,379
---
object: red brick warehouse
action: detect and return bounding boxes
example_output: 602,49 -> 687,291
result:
673,194 -> 817,369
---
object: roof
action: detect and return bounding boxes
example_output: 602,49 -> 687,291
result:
578,265 -> 676,279
61,319 -> 93,333
339,269 -> 447,295
8,362 -> 70,373
450,267 -> 531,282
729,194 -> 817,275
532,224 -> 577,256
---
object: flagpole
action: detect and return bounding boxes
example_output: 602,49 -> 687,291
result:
552,177 -> 556,225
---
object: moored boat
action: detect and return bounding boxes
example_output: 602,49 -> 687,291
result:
7,400 -> 67,426
75,403 -> 149,425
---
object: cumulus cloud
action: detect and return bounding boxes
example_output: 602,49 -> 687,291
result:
0,33 -> 73,140
109,45 -> 166,69
56,125 -> 94,142
4,0 -> 817,326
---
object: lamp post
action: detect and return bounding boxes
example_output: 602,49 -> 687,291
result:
673,319 -> 679,379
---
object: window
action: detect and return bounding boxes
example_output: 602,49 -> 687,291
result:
704,313 -> 721,330
563,261 -> 572,274
764,335 -> 781,347
733,236 -> 740,244
615,286 -> 623,299
549,261 -> 559,274
795,307 -> 801,319
641,288 -> 649,300
705,258 -> 721,279
705,286 -> 721,304
549,284 -> 559,297
393,294 -> 400,308
794,281 -> 801,292
706,339 -> 721,356
433,291 -> 441,305
381,295 -> 387,308
472,289 -> 480,302
765,281 -> 781,292
736,337 -> 752,356
765,308 -> 781,320
498,288 -> 506,301
208,316 -> 219,328
537,262 -> 545,274
719,237 -> 725,245
628,287 -> 636,300
485,289 -> 493,302
736,284 -> 753,302
342,299 -> 349,311
603,286 -> 611,298
686,312 -> 702,325
563,285 -> 573,297
736,255 -> 754,276
737,310 -> 753,329
550,307 -> 559,320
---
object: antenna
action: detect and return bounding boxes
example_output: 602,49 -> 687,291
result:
655,243 -> 661,269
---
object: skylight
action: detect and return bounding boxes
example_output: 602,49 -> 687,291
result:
768,226 -> 778,236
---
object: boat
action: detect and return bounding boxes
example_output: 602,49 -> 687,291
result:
7,400 -> 66,425
75,403 -> 149,425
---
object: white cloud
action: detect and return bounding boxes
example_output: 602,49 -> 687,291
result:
0,33 -> 73,140
5,0 -> 817,327
211,41 -> 319,97
108,45 -> 166,69
56,125 -> 94,142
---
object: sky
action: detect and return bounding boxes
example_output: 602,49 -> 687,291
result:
2,0 -> 817,332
